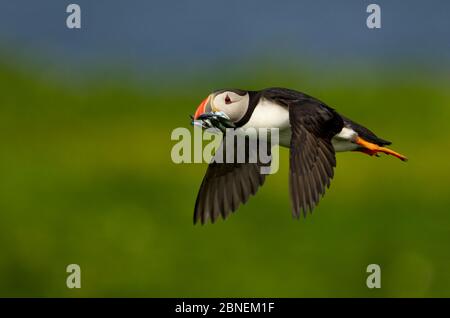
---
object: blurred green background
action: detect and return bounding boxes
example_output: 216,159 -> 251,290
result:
1,59 -> 449,297
1,0 -> 450,297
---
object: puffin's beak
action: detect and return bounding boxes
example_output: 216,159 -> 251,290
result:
194,94 -> 213,119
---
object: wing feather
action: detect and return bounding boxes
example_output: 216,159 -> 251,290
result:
288,101 -> 343,217
194,136 -> 271,224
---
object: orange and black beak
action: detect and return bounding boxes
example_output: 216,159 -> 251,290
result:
194,94 -> 213,120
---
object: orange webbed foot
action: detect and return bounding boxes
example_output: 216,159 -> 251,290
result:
355,137 -> 408,162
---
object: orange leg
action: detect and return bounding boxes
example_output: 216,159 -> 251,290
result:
355,137 -> 408,162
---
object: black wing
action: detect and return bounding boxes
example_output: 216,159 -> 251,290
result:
288,100 -> 344,218
194,135 -> 271,224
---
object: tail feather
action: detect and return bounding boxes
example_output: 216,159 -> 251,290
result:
341,116 -> 391,146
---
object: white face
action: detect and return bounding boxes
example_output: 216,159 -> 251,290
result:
211,91 -> 249,122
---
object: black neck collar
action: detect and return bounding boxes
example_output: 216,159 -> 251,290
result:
234,91 -> 261,127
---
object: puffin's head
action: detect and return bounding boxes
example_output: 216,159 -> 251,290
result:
194,89 -> 250,123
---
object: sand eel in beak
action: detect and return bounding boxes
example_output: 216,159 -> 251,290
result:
191,87 -> 407,224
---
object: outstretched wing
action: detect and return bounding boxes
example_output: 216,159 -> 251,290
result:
288,101 -> 344,217
194,135 -> 271,224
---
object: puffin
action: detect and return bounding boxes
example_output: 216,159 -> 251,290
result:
191,87 -> 407,224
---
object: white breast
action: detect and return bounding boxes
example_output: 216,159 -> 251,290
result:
240,98 -> 291,147
241,98 -> 290,130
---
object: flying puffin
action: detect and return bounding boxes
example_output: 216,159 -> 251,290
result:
191,87 -> 407,224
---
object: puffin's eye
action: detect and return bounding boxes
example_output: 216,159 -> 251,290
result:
225,95 -> 232,104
